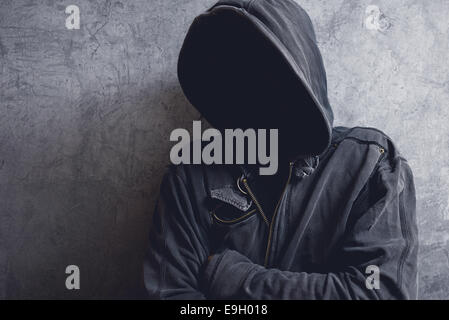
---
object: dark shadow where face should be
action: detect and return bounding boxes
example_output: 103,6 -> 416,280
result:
178,8 -> 329,159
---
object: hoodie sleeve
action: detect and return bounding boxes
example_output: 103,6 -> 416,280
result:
143,166 -> 210,299
203,154 -> 418,300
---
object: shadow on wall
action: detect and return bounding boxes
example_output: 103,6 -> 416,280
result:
1,77 -> 198,299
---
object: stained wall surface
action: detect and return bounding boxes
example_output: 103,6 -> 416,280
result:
0,0 -> 448,299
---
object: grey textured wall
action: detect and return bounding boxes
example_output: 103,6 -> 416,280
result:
0,0 -> 448,299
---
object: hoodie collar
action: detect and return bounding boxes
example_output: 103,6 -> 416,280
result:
205,155 -> 320,212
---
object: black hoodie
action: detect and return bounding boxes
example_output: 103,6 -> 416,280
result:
144,0 -> 418,300
178,0 -> 333,157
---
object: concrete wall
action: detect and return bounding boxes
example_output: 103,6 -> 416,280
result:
0,0 -> 447,299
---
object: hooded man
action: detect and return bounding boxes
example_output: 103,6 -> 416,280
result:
144,0 -> 418,300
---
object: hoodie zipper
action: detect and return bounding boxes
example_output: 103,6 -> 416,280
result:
242,178 -> 270,227
242,162 -> 294,267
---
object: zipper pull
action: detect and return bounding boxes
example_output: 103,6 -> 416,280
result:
236,175 -> 248,195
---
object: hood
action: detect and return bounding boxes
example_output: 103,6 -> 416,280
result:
177,0 -> 334,157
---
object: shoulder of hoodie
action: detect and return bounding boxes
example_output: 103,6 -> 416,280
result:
331,126 -> 409,164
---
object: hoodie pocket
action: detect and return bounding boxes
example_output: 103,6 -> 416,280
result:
210,203 -> 258,226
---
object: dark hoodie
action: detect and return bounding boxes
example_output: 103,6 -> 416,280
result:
144,0 -> 418,299
178,0 -> 333,157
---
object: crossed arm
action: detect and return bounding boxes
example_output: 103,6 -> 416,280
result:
143,158 -> 418,300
